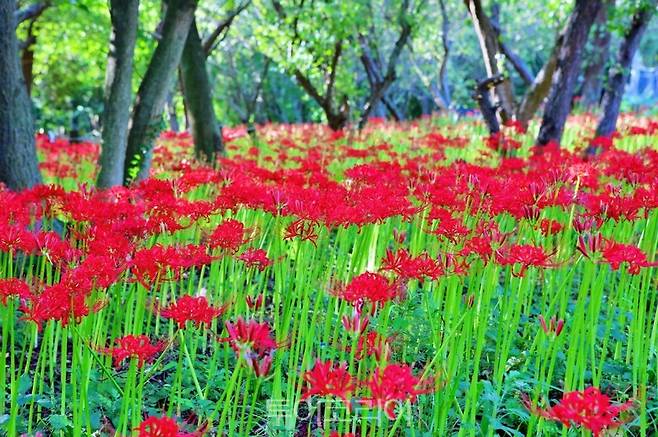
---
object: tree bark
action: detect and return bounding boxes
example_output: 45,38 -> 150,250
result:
580,4 -> 611,109
0,0 -> 41,190
180,17 -> 223,165
464,0 -> 515,121
97,0 -> 139,188
595,0 -> 655,138
536,0 -> 602,146
438,0 -> 451,108
515,32 -> 562,127
123,0 -> 197,184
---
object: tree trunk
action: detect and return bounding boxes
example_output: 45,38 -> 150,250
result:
536,0 -> 602,146
0,0 -> 41,190
580,4 -> 611,109
464,0 -> 515,121
180,17 -> 223,165
438,0 -> 451,108
97,0 -> 139,188
21,21 -> 37,95
595,0 -> 655,138
123,0 -> 196,185
515,32 -> 562,127
166,90 -> 179,132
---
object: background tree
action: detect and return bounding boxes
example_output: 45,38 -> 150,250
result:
594,0 -> 656,138
97,0 -> 139,188
536,0 -> 603,145
0,0 -> 42,190
123,0 -> 197,184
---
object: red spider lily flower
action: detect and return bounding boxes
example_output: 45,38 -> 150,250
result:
380,249 -> 444,281
341,302 -> 369,335
20,281 -> 103,330
245,350 -> 274,378
222,317 -> 278,357
283,219 -> 319,246
300,360 -> 355,408
576,233 -> 604,259
355,331 -> 392,361
101,335 -> 165,368
601,240 -> 658,275
459,236 -> 494,261
335,272 -> 398,305
538,219 -> 563,236
159,295 -> 228,329
538,315 -> 564,337
245,294 -> 264,310
0,278 -> 32,305
525,387 -> 633,437
503,119 -> 527,134
35,231 -> 82,266
0,224 -> 37,254
136,415 -> 202,437
238,248 -> 273,271
329,432 -> 355,437
360,363 -> 434,420
495,244 -> 557,277
209,219 -> 248,252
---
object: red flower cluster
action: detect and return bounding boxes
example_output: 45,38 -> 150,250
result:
159,295 -> 227,328
335,272 -> 398,305
301,361 -> 432,420
223,317 -> 277,377
101,335 -> 165,368
136,415 -> 201,437
527,387 -> 633,437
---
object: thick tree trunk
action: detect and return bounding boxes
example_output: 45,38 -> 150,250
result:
180,18 -> 223,165
464,0 -> 515,121
536,0 -> 602,146
97,0 -> 139,188
124,0 -> 196,185
0,1 -> 41,190
595,1 -> 655,138
580,4 -> 611,109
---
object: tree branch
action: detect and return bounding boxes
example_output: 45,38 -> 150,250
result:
202,0 -> 251,56
14,1 -> 50,27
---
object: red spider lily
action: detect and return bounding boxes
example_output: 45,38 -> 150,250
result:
245,350 -> 274,378
341,303 -> 369,335
459,236 -> 494,261
222,317 -> 278,357
0,224 -> 37,254
300,360 -> 355,408
380,248 -> 444,281
538,219 -> 563,236
237,248 -> 272,271
601,240 -> 658,275
0,278 -> 32,305
245,294 -> 264,310
576,233 -> 604,259
283,218 -> 319,246
538,315 -> 565,337
329,432 -> 355,437
130,244 -> 216,288
136,415 -> 202,437
35,231 -> 81,266
360,363 -> 434,420
525,387 -> 633,437
503,119 -> 527,134
495,244 -> 557,277
101,335 -> 165,368
355,331 -> 392,361
159,295 -> 228,329
208,219 -> 248,252
335,272 -> 398,305
20,280 -> 103,330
